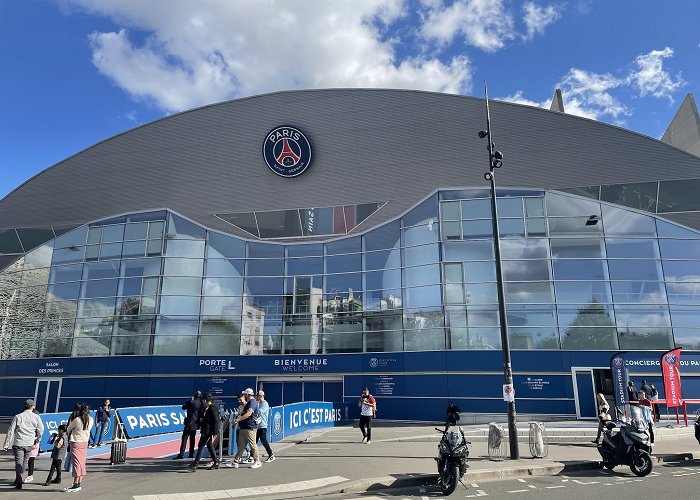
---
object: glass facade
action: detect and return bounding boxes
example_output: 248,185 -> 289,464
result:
2,188 -> 700,359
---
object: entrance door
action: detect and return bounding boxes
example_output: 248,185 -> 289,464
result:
258,377 -> 343,407
34,378 -> 62,413
572,369 -> 597,419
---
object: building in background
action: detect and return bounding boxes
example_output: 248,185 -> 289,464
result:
1,89 -> 700,421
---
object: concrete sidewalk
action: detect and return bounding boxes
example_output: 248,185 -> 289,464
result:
1,422 -> 698,499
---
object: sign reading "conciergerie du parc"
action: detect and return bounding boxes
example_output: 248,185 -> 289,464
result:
262,125 -> 312,178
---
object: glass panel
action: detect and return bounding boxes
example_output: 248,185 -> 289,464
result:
200,318 -> 241,335
146,239 -> 163,255
326,254 -> 361,273
460,199 -> 491,219
666,282 -> 700,304
205,259 -> 244,278
498,219 -> 525,237
256,210 -> 302,238
657,179 -> 700,212
287,257 -> 323,275
441,201 -> 461,221
554,281 -> 612,304
16,227 -> 55,250
462,220 -> 493,239
165,239 -> 205,258
525,197 -> 545,217
402,195 -> 438,226
449,327 -> 501,350
404,328 -> 445,351
247,242 -> 283,259
99,242 -> 122,260
656,220 -> 698,238
111,335 -> 151,355
124,222 -> 148,240
403,264 -> 440,287
51,247 -> 85,265
618,328 -> 673,350
672,328 -> 700,349
366,268 -> 401,290
670,305 -> 700,328
365,330 -> 403,352
509,327 -> 559,349
82,279 -> 119,299
503,259 -> 550,281
465,283 -> 498,304
365,249 -> 401,271
202,277 -> 243,296
548,217 -> 603,236
606,239 -> 659,258
74,318 -> 114,337
497,197 -> 523,218
466,306 -> 499,327
52,226 -> 88,250
464,261 -> 496,282
114,318 -> 154,335
322,332 -> 363,353
363,289 -> 402,310
444,263 -> 463,283
443,241 -> 494,261
153,335 -> 197,355
403,285 -> 442,308
247,258 -> 285,276
218,212 -> 258,237
445,283 -> 464,305
159,296 -> 201,316
118,277 -> 142,297
50,264 -> 83,283
525,218 -> 547,236
122,258 -> 161,277
156,318 -> 199,335
47,282 -> 82,301
163,258 -> 203,276
245,277 -> 284,295
442,221 -> 461,240
602,205 -> 657,236
201,296 -> 243,317
72,336 -> 111,357
560,327 -> 618,349
558,303 -> 615,329
614,305 -> 671,327
325,237 -> 361,256
558,186 -> 600,200
546,192 -> 601,217
507,304 -> 557,326
77,297 -> 116,318
167,214 -> 206,240
101,224 -> 125,243
325,273 -> 362,295
403,244 -> 439,267
608,260 -> 662,281
128,211 -> 166,223
505,282 -> 554,303
122,240 -> 146,258
601,182 -> 658,212
501,238 -> 549,260
659,239 -> 700,260
198,335 -> 241,355
85,245 -> 99,261
161,277 -> 201,295
552,259 -> 607,280
287,243 -> 323,258
550,238 -> 604,258
404,224 -> 438,247
207,231 -> 246,259
87,227 -> 102,245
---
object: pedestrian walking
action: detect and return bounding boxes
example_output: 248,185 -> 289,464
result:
627,381 -> 639,405
3,399 -> 44,489
63,403 -> 83,475
256,391 -> 274,462
187,393 -> 220,471
64,403 -> 94,492
230,388 -> 262,469
176,390 -> 202,459
26,440 -> 40,482
90,399 -> 111,448
358,387 -> 376,444
44,424 -> 68,486
592,393 -> 610,444
649,384 -> 661,421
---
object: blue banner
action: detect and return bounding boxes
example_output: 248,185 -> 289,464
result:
610,352 -> 629,408
117,405 -> 186,439
38,410 -> 115,452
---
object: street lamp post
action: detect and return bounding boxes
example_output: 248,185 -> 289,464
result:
478,82 -> 519,460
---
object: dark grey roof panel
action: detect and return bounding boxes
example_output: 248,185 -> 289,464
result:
2,89 -> 700,237
662,93 -> 700,157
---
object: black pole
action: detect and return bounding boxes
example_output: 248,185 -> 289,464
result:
481,82 -> 519,460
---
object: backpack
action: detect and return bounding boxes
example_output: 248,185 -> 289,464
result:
650,386 -> 658,398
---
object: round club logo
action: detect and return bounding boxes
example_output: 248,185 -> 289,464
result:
612,357 -> 624,368
263,126 -> 312,178
664,353 -> 678,365
273,412 -> 282,436
369,357 -> 379,369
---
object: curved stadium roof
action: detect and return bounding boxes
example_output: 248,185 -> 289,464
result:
2,88 -> 700,238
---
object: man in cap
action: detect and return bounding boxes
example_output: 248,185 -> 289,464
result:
3,399 -> 44,489
231,388 -> 262,469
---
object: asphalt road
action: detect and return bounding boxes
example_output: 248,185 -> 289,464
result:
328,459 -> 700,499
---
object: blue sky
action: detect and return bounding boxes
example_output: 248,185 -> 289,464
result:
1,0 -> 698,199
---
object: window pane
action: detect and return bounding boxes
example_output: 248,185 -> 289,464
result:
159,296 -> 201,316
118,277 -> 142,297
111,335 -> 151,355
256,210 -> 302,238
153,335 -> 197,355
99,242 -> 122,260
403,264 -> 440,287
84,261 -> 120,280
559,186 -> 600,199
287,257 -> 323,275
552,259 -> 607,280
247,258 -> 285,276
200,318 -> 241,335
161,277 -> 201,295
325,237 -> 361,255
606,239 -> 659,258
461,199 -> 491,219
363,221 -> 400,251
610,281 -> 666,304
525,197 -> 545,217
560,327 -> 617,349
207,231 -> 246,259
198,335 -> 241,355
659,239 -> 700,260
618,328 -> 673,350
404,285 -> 442,308
658,179 -> 700,212
503,259 -> 550,281
156,319 -> 199,335
602,205 -> 657,237
550,238 -> 604,258
466,306 -> 499,327
47,282 -> 81,301
72,336 -> 110,357
442,221 -> 461,240
167,214 -> 206,240
402,195 -> 438,226
365,330 -> 403,352
608,260 -> 662,281
403,244 -> 439,267
365,269 -> 401,290
462,220 -> 493,239
507,304 -> 557,326
326,254 -> 361,274
365,249 -> 401,271
525,218 -> 547,236
205,259 -> 244,278
101,225 -> 125,243
404,328 -> 445,351
163,258 -> 203,276
77,297 -> 116,318
614,305 -> 670,327
201,296 -> 242,317
403,224 -> 438,246
505,282 -> 554,303
122,240 -> 146,258
656,220 -> 697,238
445,283 -> 464,305
124,222 -> 149,241
50,264 -> 83,283
601,182 -> 658,212
501,238 -> 549,260
51,247 -> 85,265
87,227 -> 102,245
449,327 -> 501,350
363,289 -> 402,311
443,241 -> 494,261
548,217 -> 604,237
465,283 -> 498,304
671,328 -> 700,349
670,306 -> 700,328
509,327 -> 559,349
122,258 -> 161,277
558,303 -> 615,329
146,239 -> 163,256
82,279 -> 119,298
165,239 -> 205,258
498,219 -> 525,237
441,201 -> 460,221
245,277 -> 284,296
546,193 -> 601,217
444,263 -> 463,283
203,277 -> 243,296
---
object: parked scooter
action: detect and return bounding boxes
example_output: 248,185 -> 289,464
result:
597,406 -> 653,477
694,410 -> 700,445
434,403 -> 469,496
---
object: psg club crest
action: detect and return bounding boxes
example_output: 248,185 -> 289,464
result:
369,358 -> 379,369
664,353 -> 678,365
273,412 -> 282,436
263,126 -> 312,178
612,357 -> 624,368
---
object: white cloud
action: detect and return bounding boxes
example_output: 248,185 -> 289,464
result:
500,47 -> 684,122
522,2 -> 562,40
63,0 -> 472,112
629,47 -> 685,101
420,0 -> 516,52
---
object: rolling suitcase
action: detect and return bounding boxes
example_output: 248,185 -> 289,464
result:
110,422 -> 127,465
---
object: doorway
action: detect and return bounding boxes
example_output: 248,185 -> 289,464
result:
34,378 -> 62,414
571,367 -> 612,419
257,377 -> 343,407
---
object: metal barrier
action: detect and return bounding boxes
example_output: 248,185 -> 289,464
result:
528,421 -> 549,458
487,422 -> 508,461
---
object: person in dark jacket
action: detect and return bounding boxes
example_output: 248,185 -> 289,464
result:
187,393 -> 220,471
176,390 -> 202,459
627,381 -> 639,405
90,399 -> 111,448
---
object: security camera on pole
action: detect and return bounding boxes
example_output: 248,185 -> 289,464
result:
478,81 -> 519,460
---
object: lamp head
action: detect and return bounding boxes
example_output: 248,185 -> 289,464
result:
478,130 -> 488,138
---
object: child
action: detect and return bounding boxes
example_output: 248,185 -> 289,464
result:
25,440 -> 40,482
45,424 -> 67,486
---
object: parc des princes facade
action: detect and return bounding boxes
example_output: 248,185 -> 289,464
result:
1,89 -> 700,422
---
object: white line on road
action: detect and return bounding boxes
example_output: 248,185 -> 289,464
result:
545,486 -> 566,489
291,452 -> 322,455
527,485 -> 536,489
517,479 -> 527,483
572,480 -> 599,485
507,489 -> 529,493
471,483 -> 480,488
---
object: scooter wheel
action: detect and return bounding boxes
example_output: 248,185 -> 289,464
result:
630,451 -> 652,477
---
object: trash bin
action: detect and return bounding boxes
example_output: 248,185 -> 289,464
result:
488,422 -> 508,461
528,421 -> 548,458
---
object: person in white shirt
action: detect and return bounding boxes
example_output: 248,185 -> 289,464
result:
357,387 -> 376,444
3,399 -> 44,489
64,403 -> 94,493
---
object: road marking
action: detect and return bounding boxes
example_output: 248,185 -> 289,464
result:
466,490 -> 488,497
572,480 -> 599,485
517,479 -> 527,483
507,489 -> 529,493
133,475 -> 349,500
546,486 -> 566,489
471,483 -> 480,487
527,485 -> 536,489
292,452 -> 322,455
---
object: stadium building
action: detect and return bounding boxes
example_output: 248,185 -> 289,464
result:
1,89 -> 700,421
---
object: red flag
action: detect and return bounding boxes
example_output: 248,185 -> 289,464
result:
661,348 -> 683,408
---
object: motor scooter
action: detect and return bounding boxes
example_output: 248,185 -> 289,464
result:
694,410 -> 700,445
434,403 -> 469,496
597,406 -> 653,477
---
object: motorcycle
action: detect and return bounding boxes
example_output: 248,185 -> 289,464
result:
434,402 -> 469,496
597,406 -> 653,477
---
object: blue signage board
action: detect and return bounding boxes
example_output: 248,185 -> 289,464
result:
38,410 -> 115,452
117,405 -> 186,439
